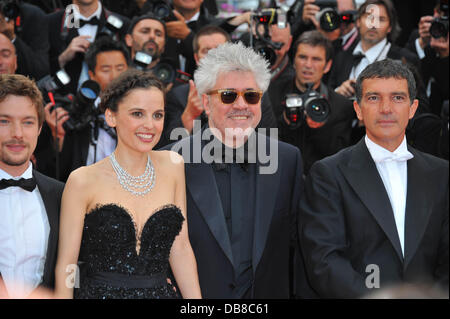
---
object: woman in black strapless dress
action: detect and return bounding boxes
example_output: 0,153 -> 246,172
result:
53,70 -> 201,299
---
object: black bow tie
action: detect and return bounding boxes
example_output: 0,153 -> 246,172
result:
352,52 -> 365,66
0,178 -> 37,192
79,16 -> 100,27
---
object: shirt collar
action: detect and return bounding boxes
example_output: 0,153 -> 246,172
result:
365,135 -> 413,163
0,162 -> 33,180
353,37 -> 388,63
186,11 -> 200,23
341,26 -> 357,44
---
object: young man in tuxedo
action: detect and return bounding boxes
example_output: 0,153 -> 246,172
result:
0,74 -> 64,298
300,59 -> 449,298
48,0 -> 129,94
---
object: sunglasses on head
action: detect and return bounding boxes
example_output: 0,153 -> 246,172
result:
207,89 -> 263,105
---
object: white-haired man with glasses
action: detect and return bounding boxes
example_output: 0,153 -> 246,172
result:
167,42 -> 315,299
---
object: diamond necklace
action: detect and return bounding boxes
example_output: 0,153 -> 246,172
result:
109,152 -> 156,196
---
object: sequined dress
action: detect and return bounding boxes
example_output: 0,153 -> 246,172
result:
74,204 -> 184,299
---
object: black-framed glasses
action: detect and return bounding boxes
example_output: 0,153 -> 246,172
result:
207,89 -> 263,105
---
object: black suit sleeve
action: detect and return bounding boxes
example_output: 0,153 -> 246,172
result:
257,93 -> 277,130
299,160 -> 368,298
435,179 -> 449,289
14,3 -> 50,80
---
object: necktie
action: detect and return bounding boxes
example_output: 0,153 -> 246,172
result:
0,178 -> 37,192
79,16 -> 100,27
352,52 -> 365,68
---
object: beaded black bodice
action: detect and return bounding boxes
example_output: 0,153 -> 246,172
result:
74,204 -> 184,299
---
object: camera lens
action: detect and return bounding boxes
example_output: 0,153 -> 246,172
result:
255,45 -> 277,67
2,1 -> 20,20
305,97 -> 330,123
430,19 -> 449,38
154,4 -> 170,19
317,8 -> 340,32
153,63 -> 175,84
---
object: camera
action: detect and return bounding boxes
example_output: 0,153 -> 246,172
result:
251,8 -> 286,67
132,51 -> 189,85
62,80 -> 101,132
145,0 -> 176,22
284,84 -> 330,129
313,0 -> 340,32
430,0 -> 449,38
37,69 -> 71,103
97,15 -> 125,41
0,0 -> 20,21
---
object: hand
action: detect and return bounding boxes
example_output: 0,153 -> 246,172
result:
228,11 -> 252,27
430,33 -> 449,58
418,16 -> 434,49
302,0 -> 320,26
0,13 -> 15,41
44,102 -> 70,151
335,79 -> 356,98
181,80 -> 203,133
58,35 -> 91,68
166,10 -> 191,40
306,116 -> 326,128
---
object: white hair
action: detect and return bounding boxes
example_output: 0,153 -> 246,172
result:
194,41 -> 271,96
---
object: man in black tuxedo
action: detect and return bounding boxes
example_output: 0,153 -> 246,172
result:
0,74 -> 64,298
300,59 -> 449,298
0,1 -> 50,80
269,31 -> 354,174
328,0 -> 419,98
167,42 -> 312,298
47,0 -> 129,94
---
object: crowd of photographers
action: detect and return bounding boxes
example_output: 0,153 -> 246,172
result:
0,0 -> 448,180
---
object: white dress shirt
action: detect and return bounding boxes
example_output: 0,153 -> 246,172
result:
0,163 -> 49,298
350,38 -> 391,80
74,2 -> 103,89
365,135 -> 414,257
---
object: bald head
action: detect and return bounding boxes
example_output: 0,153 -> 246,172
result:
0,33 -> 17,75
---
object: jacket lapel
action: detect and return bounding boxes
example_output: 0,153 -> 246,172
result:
339,140 -> 404,262
403,148 -> 434,270
33,170 -> 59,287
252,134 -> 281,272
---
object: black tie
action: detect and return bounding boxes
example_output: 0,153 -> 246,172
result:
352,52 -> 365,67
0,178 -> 37,192
79,16 -> 100,27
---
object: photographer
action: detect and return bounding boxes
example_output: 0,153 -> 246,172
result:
328,0 -> 419,98
48,0 -> 129,94
36,37 -> 130,181
269,30 -> 354,174
0,0 -> 49,79
0,32 -> 16,74
407,0 -> 448,116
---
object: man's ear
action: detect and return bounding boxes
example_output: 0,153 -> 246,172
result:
125,34 -> 133,48
88,70 -> 95,81
353,100 -> 363,121
409,99 -> 419,120
202,94 -> 210,116
194,53 -> 200,65
324,59 -> 332,74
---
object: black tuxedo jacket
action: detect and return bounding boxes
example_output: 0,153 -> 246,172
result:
0,170 -> 64,296
300,139 -> 449,298
167,131 -> 313,298
47,7 -> 129,94
13,3 -> 50,80
328,42 -> 420,89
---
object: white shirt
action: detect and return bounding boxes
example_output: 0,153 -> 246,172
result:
75,2 -> 103,89
0,163 -> 49,298
350,38 -> 391,80
365,135 -> 414,257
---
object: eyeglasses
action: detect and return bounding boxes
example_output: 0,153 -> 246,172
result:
207,89 -> 263,105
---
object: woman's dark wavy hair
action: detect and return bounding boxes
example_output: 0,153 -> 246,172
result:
99,69 -> 165,113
